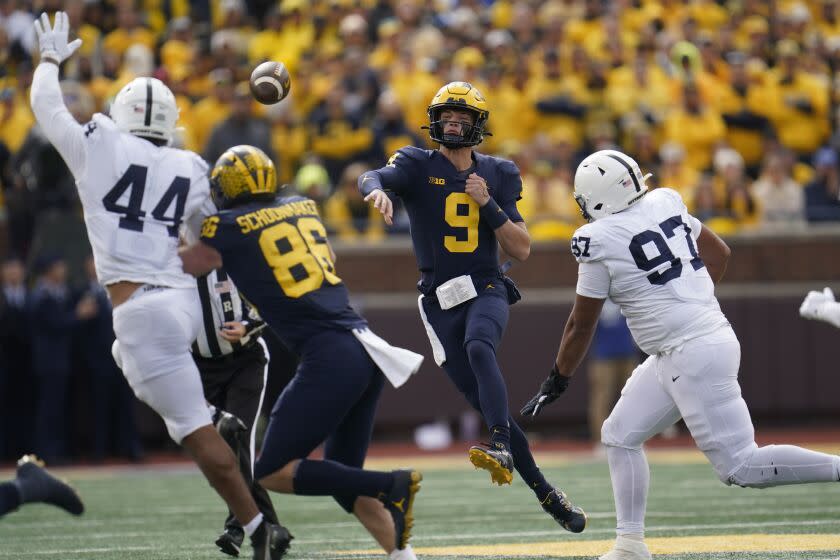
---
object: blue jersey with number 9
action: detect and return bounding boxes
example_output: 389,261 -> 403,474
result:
200,195 -> 366,352
369,146 -> 523,295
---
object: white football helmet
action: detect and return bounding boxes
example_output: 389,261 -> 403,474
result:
110,77 -> 179,143
573,149 -> 651,221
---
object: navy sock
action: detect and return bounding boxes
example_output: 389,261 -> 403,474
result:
465,340 -> 510,430
509,419 -> 552,497
490,424 -> 511,450
293,459 -> 395,499
0,482 -> 22,516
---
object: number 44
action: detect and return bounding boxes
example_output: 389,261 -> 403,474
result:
102,164 -> 189,237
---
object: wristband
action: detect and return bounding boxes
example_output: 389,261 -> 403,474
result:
41,55 -> 60,66
550,364 -> 570,391
480,198 -> 509,229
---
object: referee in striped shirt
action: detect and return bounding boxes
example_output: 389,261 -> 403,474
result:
193,267 -> 280,557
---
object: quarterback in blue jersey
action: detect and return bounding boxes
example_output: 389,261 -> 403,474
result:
359,82 -> 586,532
180,145 -> 424,560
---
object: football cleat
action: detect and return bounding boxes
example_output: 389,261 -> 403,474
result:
598,536 -> 652,560
468,443 -> 514,485
215,410 -> 248,451
15,455 -> 84,515
380,469 -> 423,551
540,488 -> 587,533
250,521 -> 293,560
540,488 -> 586,533
216,525 -> 245,557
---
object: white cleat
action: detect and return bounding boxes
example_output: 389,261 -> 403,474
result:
389,544 -> 417,560
598,536 -> 652,560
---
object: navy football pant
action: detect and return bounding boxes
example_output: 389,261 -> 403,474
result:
423,285 -> 549,493
254,329 -> 390,512
423,285 -> 510,431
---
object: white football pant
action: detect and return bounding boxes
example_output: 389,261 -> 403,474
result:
112,287 -> 212,443
601,326 -> 840,536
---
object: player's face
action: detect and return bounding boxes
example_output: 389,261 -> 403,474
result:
440,109 -> 475,138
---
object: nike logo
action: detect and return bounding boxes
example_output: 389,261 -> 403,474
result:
392,498 -> 406,513
486,283 -> 494,289
672,376 -> 680,382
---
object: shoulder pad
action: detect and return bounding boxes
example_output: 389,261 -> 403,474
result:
570,223 -> 602,263
496,157 -> 520,177
91,113 -> 117,131
398,145 -> 432,161
277,194 -> 310,205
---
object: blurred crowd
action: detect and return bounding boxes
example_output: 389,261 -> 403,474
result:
2,0 -> 840,460
3,0 -> 840,255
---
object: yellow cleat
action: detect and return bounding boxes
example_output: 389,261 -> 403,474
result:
468,444 -> 514,485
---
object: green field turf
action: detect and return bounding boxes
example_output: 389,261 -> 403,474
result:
1,452 -> 839,559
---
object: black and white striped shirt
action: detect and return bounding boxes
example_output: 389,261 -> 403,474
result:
192,268 -> 263,358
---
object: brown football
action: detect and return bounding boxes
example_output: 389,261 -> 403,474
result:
249,61 -> 291,105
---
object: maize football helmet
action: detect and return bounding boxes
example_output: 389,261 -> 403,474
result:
210,145 -> 278,209
573,150 -> 651,221
426,81 -> 489,149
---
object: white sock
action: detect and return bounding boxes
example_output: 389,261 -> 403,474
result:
606,445 -> 649,536
619,533 -> 644,542
389,545 -> 416,560
243,512 -> 264,537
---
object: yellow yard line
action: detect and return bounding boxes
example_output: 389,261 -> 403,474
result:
342,533 -> 840,557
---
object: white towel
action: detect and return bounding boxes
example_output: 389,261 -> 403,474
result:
352,327 -> 424,388
417,294 -> 446,366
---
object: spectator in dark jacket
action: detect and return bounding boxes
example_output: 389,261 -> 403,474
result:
804,147 -> 840,222
29,254 -> 96,463
203,82 -> 275,166
0,255 -> 30,460
78,255 -> 142,462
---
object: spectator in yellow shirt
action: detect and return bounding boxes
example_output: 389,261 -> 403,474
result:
663,81 -> 726,172
324,162 -> 385,242
768,40 -> 830,160
101,5 -> 156,58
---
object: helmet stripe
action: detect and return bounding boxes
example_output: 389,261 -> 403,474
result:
230,152 -> 258,193
144,79 -> 153,127
606,154 -> 641,192
246,146 -> 265,192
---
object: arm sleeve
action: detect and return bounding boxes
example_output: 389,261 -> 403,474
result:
496,160 -> 524,222
29,63 -> 87,179
576,261 -> 611,299
360,149 -> 416,196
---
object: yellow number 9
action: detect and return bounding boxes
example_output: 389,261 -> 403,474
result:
444,192 -> 479,253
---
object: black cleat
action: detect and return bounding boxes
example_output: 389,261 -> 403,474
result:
215,411 -> 248,451
216,526 -> 244,557
540,487 -> 587,533
468,443 -> 514,485
380,469 -> 422,550
250,521 -> 293,560
16,455 -> 84,515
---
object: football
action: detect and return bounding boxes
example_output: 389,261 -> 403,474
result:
249,61 -> 291,105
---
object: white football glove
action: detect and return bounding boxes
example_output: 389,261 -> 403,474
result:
799,287 -> 840,328
33,12 -> 82,65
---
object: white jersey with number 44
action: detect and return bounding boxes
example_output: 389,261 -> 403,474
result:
572,188 -> 729,355
30,63 -> 214,292
74,114 -> 212,287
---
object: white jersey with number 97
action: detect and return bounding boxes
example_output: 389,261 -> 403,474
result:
572,188 -> 729,355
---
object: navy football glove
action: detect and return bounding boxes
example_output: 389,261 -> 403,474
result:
520,365 -> 570,417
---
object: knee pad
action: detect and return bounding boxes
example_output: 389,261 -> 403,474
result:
465,339 -> 494,364
600,416 -> 641,450
722,444 -> 771,488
